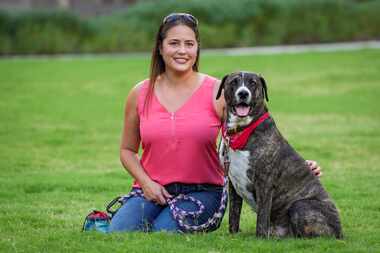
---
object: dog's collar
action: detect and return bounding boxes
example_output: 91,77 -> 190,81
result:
222,112 -> 270,150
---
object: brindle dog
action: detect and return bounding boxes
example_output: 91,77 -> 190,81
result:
217,71 -> 343,238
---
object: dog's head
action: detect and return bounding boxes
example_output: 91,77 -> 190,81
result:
216,71 -> 268,129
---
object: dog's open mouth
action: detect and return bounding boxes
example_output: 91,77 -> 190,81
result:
233,103 -> 251,117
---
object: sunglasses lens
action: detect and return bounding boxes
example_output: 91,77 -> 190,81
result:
187,15 -> 197,24
163,15 -> 177,24
163,13 -> 198,26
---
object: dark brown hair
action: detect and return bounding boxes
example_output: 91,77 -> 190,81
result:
143,14 -> 201,115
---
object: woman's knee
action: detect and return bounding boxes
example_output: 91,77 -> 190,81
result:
151,210 -> 181,233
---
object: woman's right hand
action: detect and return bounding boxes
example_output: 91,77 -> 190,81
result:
141,180 -> 173,205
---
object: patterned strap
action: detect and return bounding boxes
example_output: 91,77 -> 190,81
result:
119,177 -> 228,232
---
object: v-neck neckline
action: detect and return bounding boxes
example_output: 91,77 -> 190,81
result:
153,75 -> 208,115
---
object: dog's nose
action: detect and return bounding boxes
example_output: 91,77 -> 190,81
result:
237,90 -> 249,100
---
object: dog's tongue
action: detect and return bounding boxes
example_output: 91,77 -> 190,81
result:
235,105 -> 250,117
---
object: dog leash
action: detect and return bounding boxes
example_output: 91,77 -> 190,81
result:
105,125 -> 233,232
109,177 -> 228,232
222,136 -> 231,173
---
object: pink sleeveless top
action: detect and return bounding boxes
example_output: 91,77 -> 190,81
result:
134,75 -> 224,187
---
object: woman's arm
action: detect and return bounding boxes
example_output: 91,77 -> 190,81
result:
120,84 -> 172,205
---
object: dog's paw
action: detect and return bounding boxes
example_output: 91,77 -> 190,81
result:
229,226 -> 241,234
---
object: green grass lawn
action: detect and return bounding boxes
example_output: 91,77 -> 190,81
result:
0,49 -> 379,252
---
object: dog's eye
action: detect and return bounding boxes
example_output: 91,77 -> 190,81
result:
233,78 -> 242,87
227,84 -> 234,92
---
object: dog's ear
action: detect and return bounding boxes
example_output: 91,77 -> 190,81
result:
216,74 -> 229,100
259,75 -> 269,102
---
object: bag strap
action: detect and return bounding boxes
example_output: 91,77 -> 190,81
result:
106,196 -> 123,217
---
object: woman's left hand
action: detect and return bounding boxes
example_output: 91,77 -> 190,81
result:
306,160 -> 322,177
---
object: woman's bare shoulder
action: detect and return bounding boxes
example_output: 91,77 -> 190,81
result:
123,79 -> 149,111
134,79 -> 149,92
129,79 -> 149,97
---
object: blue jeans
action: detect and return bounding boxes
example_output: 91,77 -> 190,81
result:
109,183 -> 224,233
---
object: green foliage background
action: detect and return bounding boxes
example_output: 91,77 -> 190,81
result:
0,0 -> 379,55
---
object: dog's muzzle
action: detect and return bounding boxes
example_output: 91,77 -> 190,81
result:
234,86 -> 252,117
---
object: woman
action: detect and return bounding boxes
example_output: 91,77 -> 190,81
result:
109,13 -> 321,233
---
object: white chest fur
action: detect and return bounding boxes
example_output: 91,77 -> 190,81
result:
227,114 -> 254,130
219,140 -> 257,210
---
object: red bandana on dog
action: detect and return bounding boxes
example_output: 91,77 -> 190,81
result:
222,112 -> 270,150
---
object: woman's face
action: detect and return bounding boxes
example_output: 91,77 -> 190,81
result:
160,25 -> 198,74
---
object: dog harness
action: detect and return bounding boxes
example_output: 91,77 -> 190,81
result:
222,112 -> 270,150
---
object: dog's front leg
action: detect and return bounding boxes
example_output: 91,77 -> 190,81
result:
255,183 -> 274,239
229,180 -> 243,233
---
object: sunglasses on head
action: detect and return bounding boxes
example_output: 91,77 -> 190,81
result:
162,13 -> 198,26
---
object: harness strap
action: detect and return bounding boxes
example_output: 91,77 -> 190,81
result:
222,112 -> 270,150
